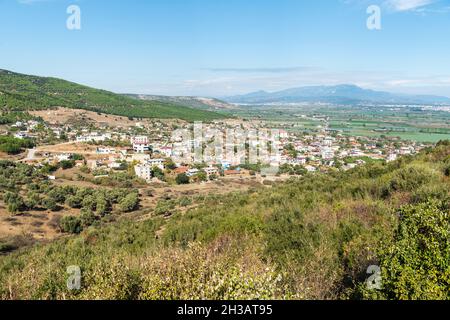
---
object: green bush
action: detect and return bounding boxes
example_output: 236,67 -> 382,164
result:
4,192 -> 25,214
360,201 -> 450,300
175,173 -> 190,185
80,209 -> 97,228
59,216 -> 83,234
59,160 -> 76,170
42,197 -> 58,211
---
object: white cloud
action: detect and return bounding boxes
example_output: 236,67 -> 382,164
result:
385,0 -> 435,11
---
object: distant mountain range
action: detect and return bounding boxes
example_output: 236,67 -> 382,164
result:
127,94 -> 236,111
0,69 -> 227,122
225,84 -> 450,105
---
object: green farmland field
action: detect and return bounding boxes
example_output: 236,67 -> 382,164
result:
231,104 -> 450,143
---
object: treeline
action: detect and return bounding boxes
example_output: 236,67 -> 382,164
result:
0,142 -> 449,300
0,111 -> 37,125
0,135 -> 35,154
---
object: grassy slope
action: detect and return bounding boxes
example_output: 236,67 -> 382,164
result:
0,70 -> 227,122
0,142 -> 449,300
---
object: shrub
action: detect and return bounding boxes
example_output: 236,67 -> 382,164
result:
80,209 -> 97,228
59,216 -> 83,234
362,202 -> 450,300
175,173 -> 190,185
59,160 -> 76,170
42,197 -> 58,211
66,195 -> 83,209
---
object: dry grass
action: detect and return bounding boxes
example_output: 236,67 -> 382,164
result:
30,107 -> 184,128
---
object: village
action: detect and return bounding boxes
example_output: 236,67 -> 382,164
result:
2,108 -> 428,186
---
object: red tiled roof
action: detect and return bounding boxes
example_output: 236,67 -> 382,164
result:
174,166 -> 189,174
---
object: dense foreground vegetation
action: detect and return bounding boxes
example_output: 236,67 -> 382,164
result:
0,142 -> 449,300
0,69 -> 227,121
0,160 -> 140,237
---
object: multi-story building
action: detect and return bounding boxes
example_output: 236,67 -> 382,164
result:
134,164 -> 152,181
131,136 -> 151,153
147,158 -> 165,170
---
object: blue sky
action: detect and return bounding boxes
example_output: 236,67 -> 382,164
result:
1,0 -> 450,97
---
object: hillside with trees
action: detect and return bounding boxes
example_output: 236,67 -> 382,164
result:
0,69 -> 227,122
0,142 -> 449,300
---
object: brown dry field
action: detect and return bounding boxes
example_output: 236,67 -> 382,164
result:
0,151 -> 25,161
29,107 -> 183,128
36,142 -> 100,155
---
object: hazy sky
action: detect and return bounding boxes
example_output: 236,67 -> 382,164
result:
1,0 -> 450,97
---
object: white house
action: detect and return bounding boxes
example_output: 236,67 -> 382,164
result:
387,153 -> 397,162
159,146 -> 173,157
14,132 -> 28,139
291,156 -> 307,165
108,161 -> 123,170
321,147 -> 335,160
147,158 -> 165,170
56,153 -> 71,161
131,136 -> 151,153
204,166 -> 219,176
187,168 -> 200,177
76,133 -> 111,143
134,164 -> 152,181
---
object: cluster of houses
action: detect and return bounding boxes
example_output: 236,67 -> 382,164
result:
11,120 -> 40,140
278,133 -> 423,172
7,117 -> 428,183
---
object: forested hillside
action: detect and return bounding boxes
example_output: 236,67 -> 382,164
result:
0,70 -> 227,121
0,142 -> 449,300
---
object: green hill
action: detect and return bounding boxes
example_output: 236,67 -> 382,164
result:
0,69 -> 227,121
0,141 -> 449,300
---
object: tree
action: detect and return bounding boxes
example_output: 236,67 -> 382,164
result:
80,209 -> 97,228
152,166 -> 165,181
176,173 -> 190,185
95,193 -> 110,216
192,172 -> 207,183
119,192 -> 139,212
48,187 -> 66,203
25,191 -> 41,210
164,159 -> 177,170
42,197 -> 58,211
82,195 -> 97,211
66,194 -> 83,209
4,192 -> 25,214
72,154 -> 84,161
59,160 -> 76,170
